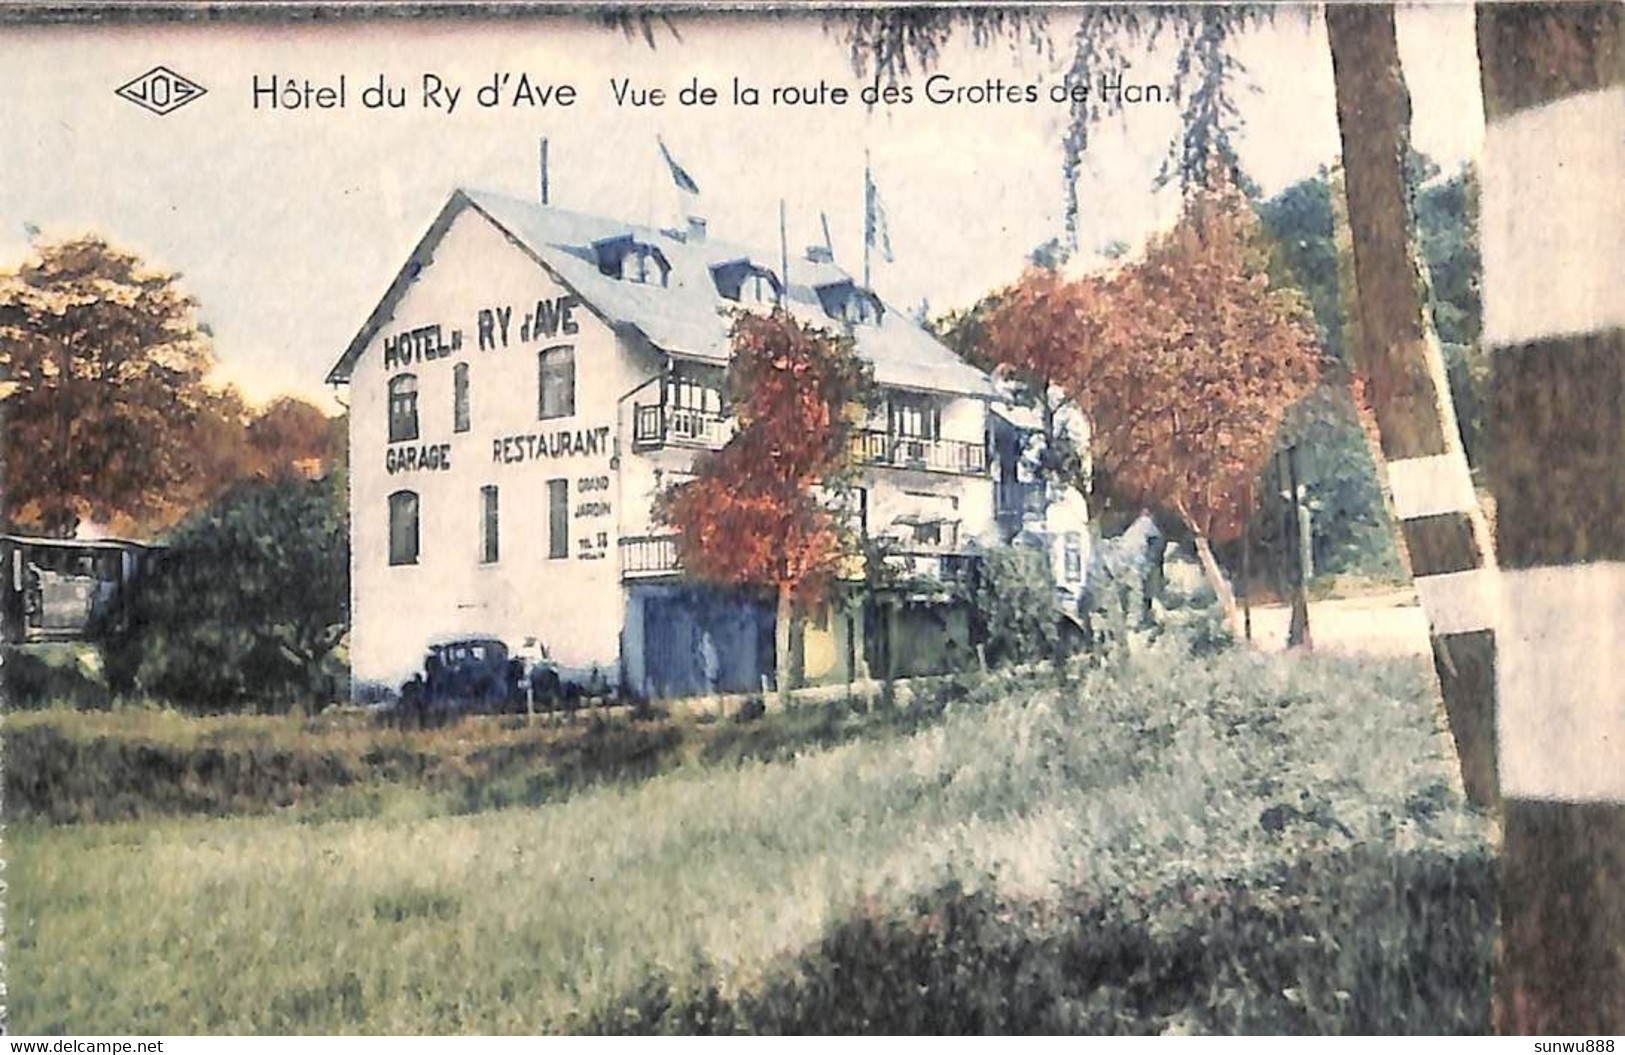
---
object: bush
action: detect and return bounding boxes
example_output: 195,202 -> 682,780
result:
1,646 -> 111,710
588,846 -> 1493,1034
3,722 -> 358,823
1165,604 -> 1235,657
98,475 -> 348,712
969,546 -> 1058,667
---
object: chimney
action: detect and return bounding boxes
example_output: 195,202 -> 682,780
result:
805,245 -> 833,264
686,215 -> 707,242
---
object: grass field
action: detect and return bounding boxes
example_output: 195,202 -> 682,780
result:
4,644 -> 1495,1034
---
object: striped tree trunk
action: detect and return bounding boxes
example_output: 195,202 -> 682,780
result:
1476,3 -> 1624,1034
1326,5 -> 1500,809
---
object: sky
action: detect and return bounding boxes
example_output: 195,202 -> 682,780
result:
0,4 -> 1484,412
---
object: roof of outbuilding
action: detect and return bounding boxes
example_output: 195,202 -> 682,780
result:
327,188 -> 997,399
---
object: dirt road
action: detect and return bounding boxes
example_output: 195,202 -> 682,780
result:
1243,589 -> 1432,658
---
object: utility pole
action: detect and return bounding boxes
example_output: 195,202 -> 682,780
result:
1241,479 -> 1253,642
1285,446 -> 1312,650
778,198 -> 789,305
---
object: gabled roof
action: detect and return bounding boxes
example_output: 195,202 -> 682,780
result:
327,188 -> 997,399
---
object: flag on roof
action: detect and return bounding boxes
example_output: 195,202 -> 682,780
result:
865,168 -> 893,264
657,136 -> 700,195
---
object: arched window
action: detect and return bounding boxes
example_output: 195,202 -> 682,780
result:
388,374 -> 419,442
388,490 -> 420,566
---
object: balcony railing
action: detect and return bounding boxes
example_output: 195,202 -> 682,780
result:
882,549 -> 983,588
632,404 -> 732,451
850,429 -> 989,476
620,534 -> 681,578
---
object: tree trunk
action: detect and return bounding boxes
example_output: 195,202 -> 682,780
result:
1190,532 -> 1241,638
1327,4 -> 1498,809
774,584 -> 792,709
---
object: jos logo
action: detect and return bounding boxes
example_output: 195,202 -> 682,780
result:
116,66 -> 207,115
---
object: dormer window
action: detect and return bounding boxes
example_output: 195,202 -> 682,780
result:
622,246 -> 669,286
815,281 -> 885,326
712,260 -> 782,305
594,235 -> 670,288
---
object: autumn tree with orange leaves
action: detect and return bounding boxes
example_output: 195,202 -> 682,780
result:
1,236 -> 346,538
965,184 -> 1319,634
966,266 -> 1130,510
0,237 -> 220,537
656,310 -> 872,704
1091,184 -> 1321,629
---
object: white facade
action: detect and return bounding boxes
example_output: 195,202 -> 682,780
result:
333,189 -> 1007,696
345,207 -> 650,689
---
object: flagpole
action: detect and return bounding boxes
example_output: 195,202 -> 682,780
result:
779,198 -> 789,306
863,148 -> 872,290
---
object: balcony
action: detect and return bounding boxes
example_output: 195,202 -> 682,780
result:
881,549 -> 983,591
620,534 -> 681,579
632,404 -> 732,451
850,430 -> 989,476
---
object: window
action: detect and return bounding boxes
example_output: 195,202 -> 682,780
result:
389,490 -> 420,566
666,366 -> 723,415
715,263 -> 781,305
890,397 -> 942,440
453,362 -> 470,433
93,552 -> 123,581
741,270 -> 778,305
841,293 -> 881,324
538,345 -> 575,419
480,485 -> 499,564
621,246 -> 670,287
909,518 -> 959,549
819,286 -> 883,326
547,479 -> 568,559
1063,532 -> 1083,584
388,374 -> 419,443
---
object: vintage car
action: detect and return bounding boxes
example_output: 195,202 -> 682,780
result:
395,636 -> 561,720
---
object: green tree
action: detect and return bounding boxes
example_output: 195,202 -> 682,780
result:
1257,170 -> 1346,360
100,474 -> 349,711
0,237 -> 218,537
969,547 -> 1059,667
1252,160 -> 1485,581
